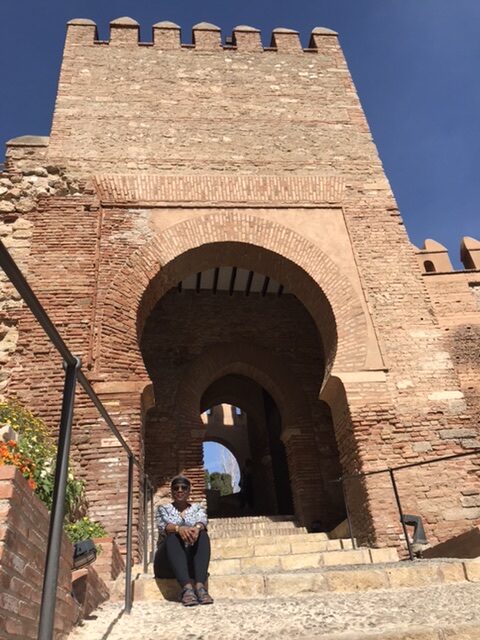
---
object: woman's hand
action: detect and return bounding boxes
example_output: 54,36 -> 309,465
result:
178,525 -> 197,544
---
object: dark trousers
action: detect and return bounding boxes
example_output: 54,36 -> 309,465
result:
155,530 -> 211,586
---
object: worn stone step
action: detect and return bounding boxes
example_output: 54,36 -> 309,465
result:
210,547 -> 399,574
209,521 -> 304,530
211,540 -> 389,562
132,558 -> 476,602
209,525 -> 308,538
211,531 -> 333,549
209,515 -> 297,525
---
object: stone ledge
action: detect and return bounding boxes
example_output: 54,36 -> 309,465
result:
6,135 -> 49,147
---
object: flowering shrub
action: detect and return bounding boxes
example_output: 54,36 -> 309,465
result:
0,439 -> 36,490
64,516 -> 107,544
0,399 -> 104,536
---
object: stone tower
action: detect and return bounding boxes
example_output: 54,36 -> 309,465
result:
1,17 -> 479,553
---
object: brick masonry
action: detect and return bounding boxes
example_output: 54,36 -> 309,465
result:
0,18 -> 479,555
0,466 -> 73,639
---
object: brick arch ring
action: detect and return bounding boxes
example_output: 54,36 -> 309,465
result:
99,211 -> 368,384
173,342 -> 314,437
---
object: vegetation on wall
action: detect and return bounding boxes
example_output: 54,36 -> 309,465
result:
207,471 -> 233,496
0,399 -> 106,542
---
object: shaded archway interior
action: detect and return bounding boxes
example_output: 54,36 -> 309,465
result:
141,249 -> 347,529
137,241 -> 341,383
200,376 -> 294,518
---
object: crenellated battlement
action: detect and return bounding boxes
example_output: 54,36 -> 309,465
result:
66,17 -> 338,52
415,237 -> 480,273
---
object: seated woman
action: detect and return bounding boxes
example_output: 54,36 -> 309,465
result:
155,475 -> 214,607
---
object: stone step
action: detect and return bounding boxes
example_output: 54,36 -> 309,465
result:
211,532 -> 343,551
208,515 -> 299,527
132,558 -> 477,602
209,520 -> 304,530
209,524 -> 308,538
209,515 -> 297,524
133,560 -> 480,600
210,547 -> 399,574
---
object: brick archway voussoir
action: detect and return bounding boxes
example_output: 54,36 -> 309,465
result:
99,212 -> 368,381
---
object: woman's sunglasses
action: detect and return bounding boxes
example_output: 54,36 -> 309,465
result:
172,484 -> 190,492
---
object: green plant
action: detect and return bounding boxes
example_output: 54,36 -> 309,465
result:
209,471 -> 233,496
0,399 -> 103,535
64,517 -> 108,544
0,399 -> 87,521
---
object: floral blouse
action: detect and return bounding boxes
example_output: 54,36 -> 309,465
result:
156,503 -> 208,542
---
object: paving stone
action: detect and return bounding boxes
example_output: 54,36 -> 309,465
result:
67,583 -> 480,640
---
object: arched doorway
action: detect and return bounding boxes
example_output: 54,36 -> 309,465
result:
140,252 -> 348,530
200,386 -> 294,519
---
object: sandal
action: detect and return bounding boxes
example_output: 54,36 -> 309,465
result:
195,585 -> 214,605
181,586 -> 198,607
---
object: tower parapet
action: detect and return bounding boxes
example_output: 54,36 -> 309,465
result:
461,236 -> 480,270
416,239 -> 453,273
64,17 -> 339,52
415,237 -> 480,273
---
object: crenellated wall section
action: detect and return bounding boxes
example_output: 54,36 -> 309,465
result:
414,237 -> 480,430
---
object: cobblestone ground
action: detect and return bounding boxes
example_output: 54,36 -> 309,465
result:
69,583 -> 480,640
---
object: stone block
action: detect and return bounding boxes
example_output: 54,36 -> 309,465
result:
325,568 -> 389,592
240,555 -> 280,571
280,553 -> 321,570
212,545 -> 253,559
386,564 -> 442,588
442,625 -> 480,639
322,549 -> 370,566
210,574 -> 265,599
438,562 -> 466,583
209,558 -> 241,575
463,559 -> 480,582
325,540 -> 343,551
340,538 -> 354,550
290,540 -> 329,554
253,542 -> 290,557
265,572 -> 326,596
369,547 -> 399,563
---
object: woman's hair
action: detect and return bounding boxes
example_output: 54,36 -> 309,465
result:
170,475 -> 191,489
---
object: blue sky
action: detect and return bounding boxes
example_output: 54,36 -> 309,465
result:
1,1 -> 479,265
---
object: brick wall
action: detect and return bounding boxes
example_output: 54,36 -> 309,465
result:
0,466 -> 73,639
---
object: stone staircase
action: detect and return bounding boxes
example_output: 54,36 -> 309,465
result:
132,515 -> 402,600
70,516 -> 480,640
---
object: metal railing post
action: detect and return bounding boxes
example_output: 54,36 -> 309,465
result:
341,477 -> 356,549
125,454 -> 134,614
150,485 -> 155,564
388,468 -> 414,561
143,475 -> 149,574
38,357 -> 81,640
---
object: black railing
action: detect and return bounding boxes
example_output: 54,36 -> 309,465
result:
0,240 -> 155,639
338,446 -> 480,560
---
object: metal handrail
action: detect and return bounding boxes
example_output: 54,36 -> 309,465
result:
338,446 -> 480,561
0,240 -> 154,639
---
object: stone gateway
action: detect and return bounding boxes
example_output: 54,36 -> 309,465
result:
1,17 -> 479,559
